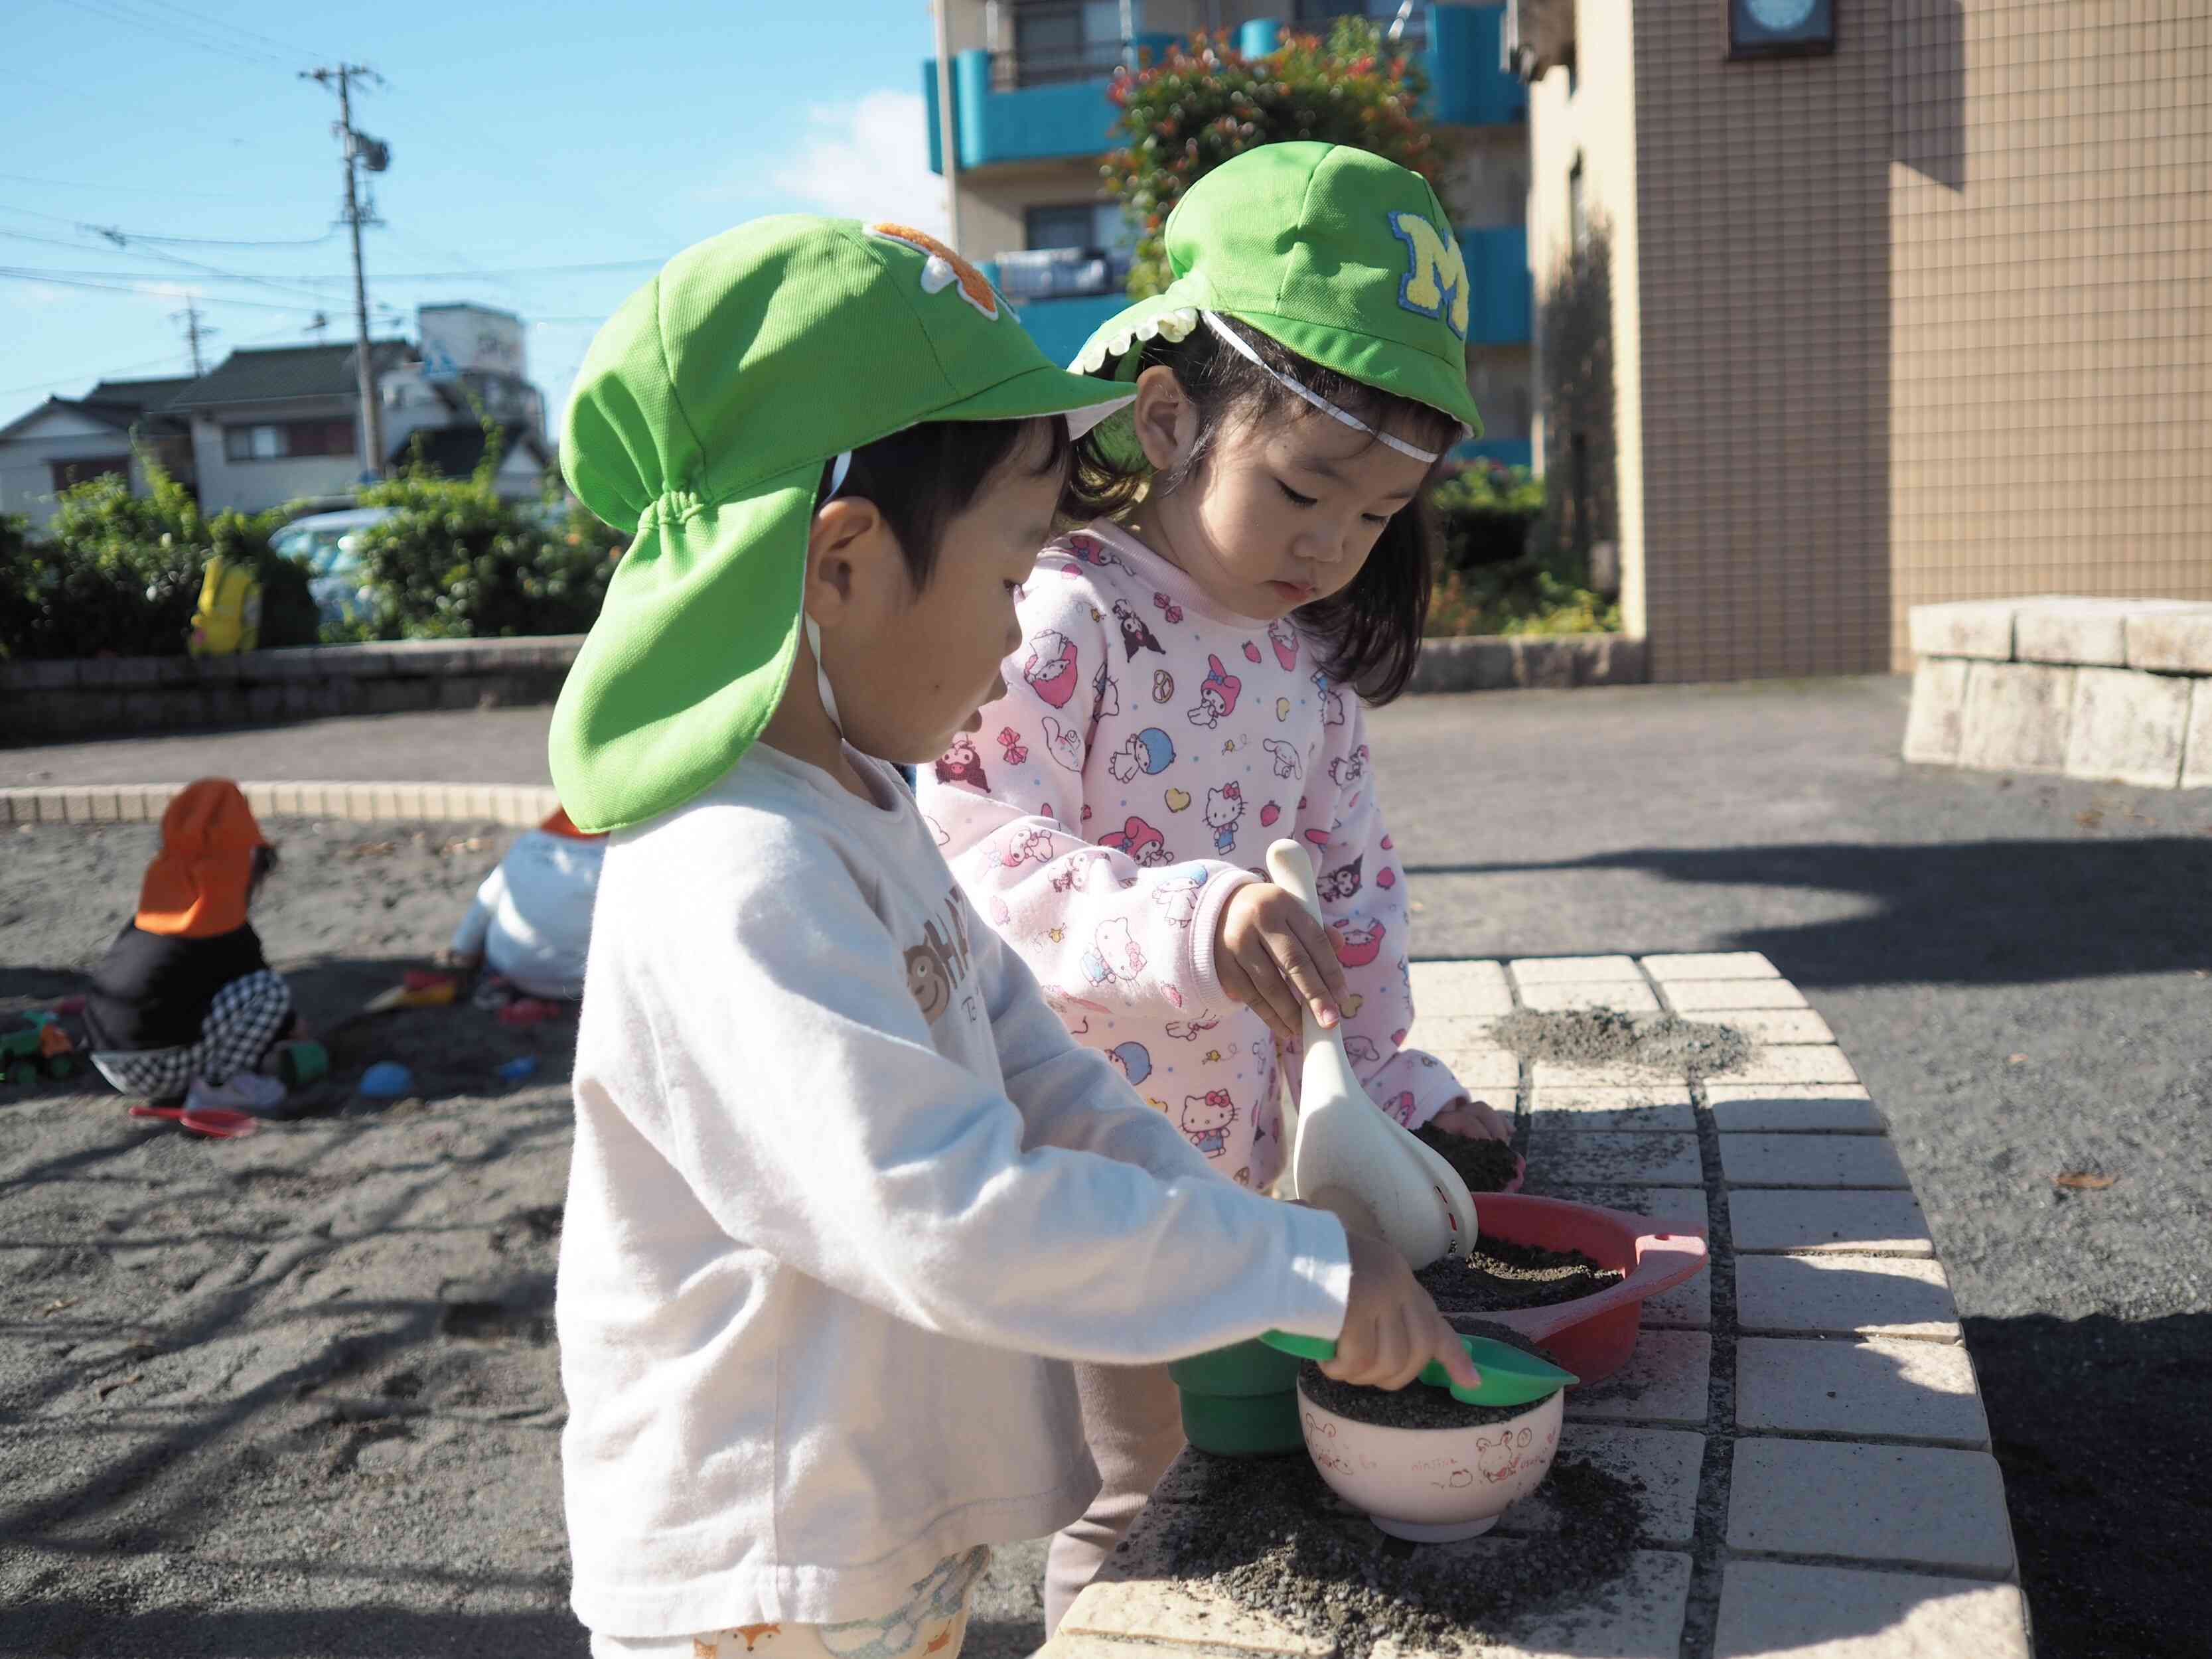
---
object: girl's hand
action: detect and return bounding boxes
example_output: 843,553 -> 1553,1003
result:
1329,1229 -> 1479,1392
1429,1098 -> 1512,1143
1215,883 -> 1349,1045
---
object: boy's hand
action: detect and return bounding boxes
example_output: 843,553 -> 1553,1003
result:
1328,1230 -> 1480,1393
1430,1098 -> 1512,1143
1216,883 -> 1349,1045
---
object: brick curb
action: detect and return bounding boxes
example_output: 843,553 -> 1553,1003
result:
0,780 -> 561,829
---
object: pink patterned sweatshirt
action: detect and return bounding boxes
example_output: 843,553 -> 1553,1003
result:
917,520 -> 1469,1190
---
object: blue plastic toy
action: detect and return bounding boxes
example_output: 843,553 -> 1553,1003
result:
498,1055 -> 540,1082
358,1061 -> 413,1098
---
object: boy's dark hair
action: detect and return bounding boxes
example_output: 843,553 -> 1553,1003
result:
816,417 -> 1136,591
249,844 -> 279,894
1124,317 -> 1461,705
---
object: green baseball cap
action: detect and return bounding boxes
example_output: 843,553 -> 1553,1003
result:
1073,141 -> 1483,439
549,216 -> 1135,833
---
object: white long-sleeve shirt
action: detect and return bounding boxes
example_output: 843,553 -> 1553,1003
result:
559,742 -> 1351,1638
450,826 -> 605,998
917,521 -> 1471,1189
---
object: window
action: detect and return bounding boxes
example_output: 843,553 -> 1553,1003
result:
50,457 -> 125,491
1568,157 -> 1588,250
224,418 -> 356,463
1009,1 -> 1131,84
1024,202 -> 1132,255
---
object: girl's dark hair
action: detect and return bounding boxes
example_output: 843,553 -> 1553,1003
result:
816,417 -> 1138,591
1122,317 -> 1461,705
249,844 -> 279,893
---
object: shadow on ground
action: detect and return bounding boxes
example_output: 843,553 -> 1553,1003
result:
1405,837 -> 2212,989
1967,1311 -> 2210,1659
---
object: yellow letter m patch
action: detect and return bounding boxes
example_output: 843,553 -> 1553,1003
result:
1387,211 -> 1469,340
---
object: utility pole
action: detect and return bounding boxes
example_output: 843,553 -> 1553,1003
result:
171,299 -> 215,376
303,64 -> 389,482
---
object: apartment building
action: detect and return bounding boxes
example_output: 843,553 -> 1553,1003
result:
924,1 -> 1539,465
1512,0 -> 2212,680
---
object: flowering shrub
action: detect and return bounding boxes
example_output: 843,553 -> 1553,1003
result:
1104,20 -> 1439,296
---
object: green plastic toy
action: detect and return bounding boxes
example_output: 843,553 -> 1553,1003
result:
1260,1329 -> 1578,1409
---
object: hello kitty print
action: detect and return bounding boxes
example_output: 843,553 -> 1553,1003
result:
915,518 -> 1467,1189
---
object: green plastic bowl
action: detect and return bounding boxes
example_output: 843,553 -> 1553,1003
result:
1167,1338 -> 1306,1457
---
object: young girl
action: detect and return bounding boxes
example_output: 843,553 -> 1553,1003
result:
85,778 -> 293,1116
544,215 -> 1474,1659
917,143 -> 1512,1627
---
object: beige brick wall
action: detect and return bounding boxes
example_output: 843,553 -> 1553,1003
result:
1628,0 -> 1895,682
1887,0 -> 2212,665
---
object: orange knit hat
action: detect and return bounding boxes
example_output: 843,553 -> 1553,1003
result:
135,780 -> 269,938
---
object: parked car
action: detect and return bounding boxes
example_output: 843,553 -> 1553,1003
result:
270,506 -> 394,628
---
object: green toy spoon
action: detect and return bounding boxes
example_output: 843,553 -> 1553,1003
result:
1260,1329 -> 1578,1409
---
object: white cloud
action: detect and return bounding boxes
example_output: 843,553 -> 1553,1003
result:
773,90 -> 949,242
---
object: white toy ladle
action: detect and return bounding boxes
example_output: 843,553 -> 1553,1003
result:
1266,838 -> 1480,1270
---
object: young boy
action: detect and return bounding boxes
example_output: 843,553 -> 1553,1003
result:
548,218 -> 1476,1659
439,806 -> 606,1010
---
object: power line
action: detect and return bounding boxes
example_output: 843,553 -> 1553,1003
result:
0,171 -> 285,202
48,0 -> 294,69
0,349 -> 198,400
0,267 -> 329,315
129,0 -> 335,64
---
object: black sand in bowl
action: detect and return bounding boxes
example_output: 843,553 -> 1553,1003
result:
1418,1237 -> 1625,1317
1414,1124 -> 1522,1192
1297,1321 -> 1562,1430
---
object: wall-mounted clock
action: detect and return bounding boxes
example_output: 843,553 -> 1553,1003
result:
1730,0 -> 1836,57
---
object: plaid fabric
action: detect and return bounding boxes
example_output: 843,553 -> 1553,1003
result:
91,970 -> 292,1099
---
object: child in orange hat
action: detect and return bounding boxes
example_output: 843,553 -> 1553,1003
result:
86,779 -> 295,1116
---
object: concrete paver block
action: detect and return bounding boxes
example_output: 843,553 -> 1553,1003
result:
2124,605 -> 2212,673
1712,1045 -> 1859,1086
1533,1059 -> 1686,1090
1366,1550 -> 1692,1659
1662,979 -> 1809,1012
1411,959 -> 1516,1015
2012,596 -> 2140,667
1714,1561 -> 2029,1659
1735,1253 -> 1960,1338
1720,1133 -> 1909,1188
1508,954 -> 1645,983
1500,1425 -> 1705,1546
1528,1183 -> 1710,1237
1730,1190 -> 1934,1255
1707,1091 -> 1887,1133
1564,1329 -> 1710,1426
1638,951 -> 1777,981
1958,661 -> 2075,774
1727,1439 -> 2014,1573
1712,1007 -> 1836,1045
1528,1129 -> 1704,1187
1736,1335 -> 1988,1447
2189,680 -> 2212,790
1639,1265 -> 1712,1330
1902,658 -> 1972,764
2063,666 -> 2190,788
1065,1572 -> 1339,1654
1908,599 -> 2017,660
1530,1087 -> 1696,1133
1517,979 -> 1662,1014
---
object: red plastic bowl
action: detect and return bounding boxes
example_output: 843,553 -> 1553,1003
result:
1456,1193 -> 1707,1386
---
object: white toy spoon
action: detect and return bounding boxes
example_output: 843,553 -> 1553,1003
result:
1266,839 -> 1480,1270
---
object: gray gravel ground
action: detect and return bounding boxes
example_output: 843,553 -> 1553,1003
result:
5,676 -> 2207,1658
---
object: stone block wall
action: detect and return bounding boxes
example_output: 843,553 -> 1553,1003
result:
1903,597 -> 2212,789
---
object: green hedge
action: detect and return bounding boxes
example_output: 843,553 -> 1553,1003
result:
1424,462 -> 1619,638
0,465 -> 317,661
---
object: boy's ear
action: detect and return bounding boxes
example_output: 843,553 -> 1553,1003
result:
804,498 -> 899,628
1131,364 -> 1195,474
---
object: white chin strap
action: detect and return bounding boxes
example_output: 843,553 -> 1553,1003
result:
1200,311 -> 1449,464
804,450 -> 855,737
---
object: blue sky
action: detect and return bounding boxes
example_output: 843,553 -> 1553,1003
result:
0,0 -> 949,423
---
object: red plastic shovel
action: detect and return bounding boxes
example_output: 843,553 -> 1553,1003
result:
127,1101 -> 258,1139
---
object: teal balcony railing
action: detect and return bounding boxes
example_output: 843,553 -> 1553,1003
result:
924,7 -> 1522,173
1460,224 -> 1531,346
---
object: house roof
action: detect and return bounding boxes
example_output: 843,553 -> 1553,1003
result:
167,340 -> 414,410
82,375 -> 194,412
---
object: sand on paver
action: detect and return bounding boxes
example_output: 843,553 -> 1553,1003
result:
1486,1006 -> 1750,1078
